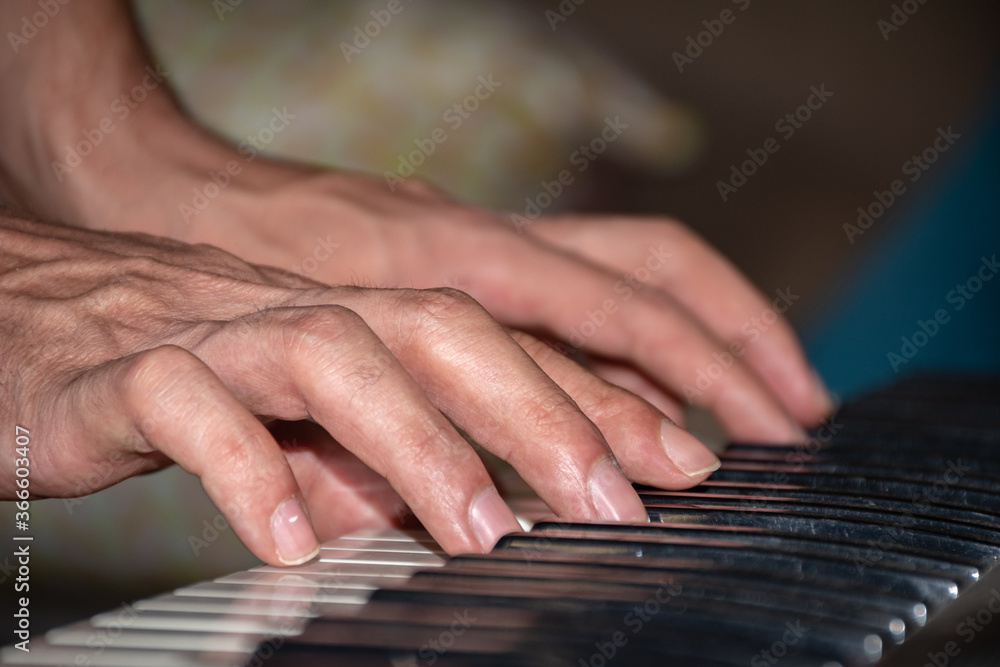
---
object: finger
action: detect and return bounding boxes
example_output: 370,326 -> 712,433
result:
193,304 -> 521,554
465,235 -> 806,443
269,420 -> 410,539
333,288 -> 649,525
526,217 -> 833,426
66,345 -> 321,566
509,331 -> 719,487
582,356 -> 686,426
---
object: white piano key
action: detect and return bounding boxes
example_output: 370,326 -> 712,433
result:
215,569 -> 387,590
0,642 -> 245,667
251,560 -> 418,577
136,593 -> 311,617
88,610 -> 308,635
317,550 -> 445,567
46,622 -> 261,653
320,540 -> 446,555
174,581 -> 370,605
134,593 -> 362,619
338,528 -> 435,543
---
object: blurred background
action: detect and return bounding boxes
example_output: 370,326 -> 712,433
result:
2,0 -> 998,649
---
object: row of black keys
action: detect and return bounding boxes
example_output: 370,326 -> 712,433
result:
264,375 -> 1000,667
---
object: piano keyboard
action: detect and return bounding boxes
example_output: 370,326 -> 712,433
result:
4,374 -> 1000,666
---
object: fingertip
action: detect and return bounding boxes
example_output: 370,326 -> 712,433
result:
271,496 -> 321,566
588,457 -> 648,523
468,486 -> 520,552
810,367 -> 837,420
659,419 -> 720,478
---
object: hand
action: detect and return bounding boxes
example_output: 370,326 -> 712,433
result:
0,0 -> 830,445
0,213 -> 719,565
174,165 -> 833,442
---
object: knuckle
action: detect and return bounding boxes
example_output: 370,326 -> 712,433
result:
117,345 -> 209,437
283,304 -> 371,350
121,345 -> 203,399
400,288 -> 484,326
281,306 -> 395,397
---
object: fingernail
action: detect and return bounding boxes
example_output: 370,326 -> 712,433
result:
469,487 -> 519,551
271,497 -> 320,566
588,458 -> 648,522
811,367 -> 835,415
660,419 -> 720,477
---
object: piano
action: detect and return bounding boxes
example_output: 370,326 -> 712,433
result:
4,374 -> 1000,666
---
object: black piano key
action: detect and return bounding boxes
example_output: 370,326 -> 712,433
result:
637,491 -> 1000,546
723,444 -> 1000,474
263,617 -> 561,667
494,533 -> 958,605
444,554 -> 930,628
525,523 -> 981,590
654,485 -> 1000,530
639,506 -> 1000,568
715,461 -> 1000,494
270,612 -> 841,667
703,468 -> 1000,514
305,599 -> 828,666
401,568 -> 911,644
358,587 -> 884,665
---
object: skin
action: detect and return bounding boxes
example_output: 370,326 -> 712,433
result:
0,1 -> 831,565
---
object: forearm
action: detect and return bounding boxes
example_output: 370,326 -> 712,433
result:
0,0 -> 237,237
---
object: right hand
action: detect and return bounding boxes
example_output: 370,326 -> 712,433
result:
0,213 -> 719,565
